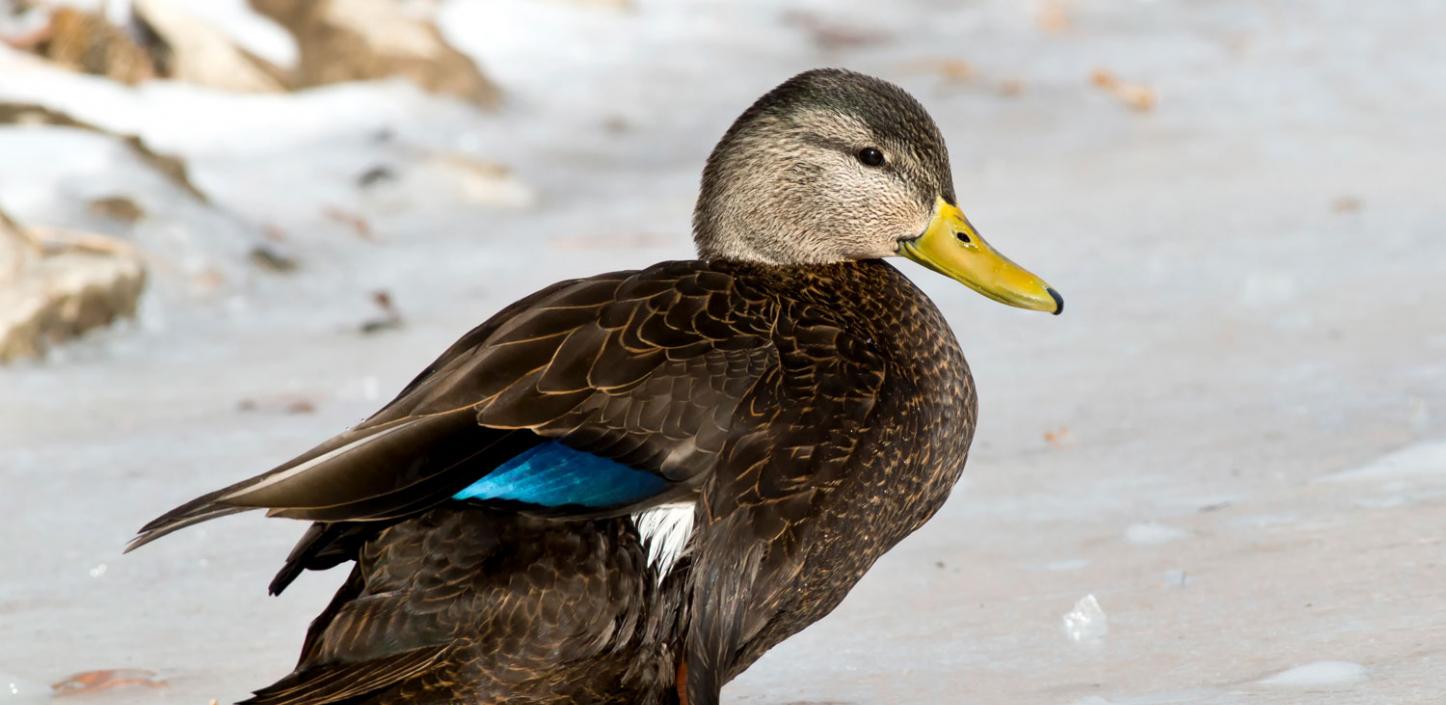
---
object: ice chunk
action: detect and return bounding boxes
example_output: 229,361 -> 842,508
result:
1125,522 -> 1189,545
1259,661 -> 1366,687
1061,594 -> 1108,643
1318,439 -> 1446,484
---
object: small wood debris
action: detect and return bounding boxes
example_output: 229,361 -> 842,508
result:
249,244 -> 299,273
781,10 -> 890,50
1090,69 -> 1156,112
360,289 -> 404,334
323,207 -> 376,241
52,669 -> 167,697
423,152 -> 535,208
123,134 -> 212,203
1331,195 -> 1362,213
357,164 -> 397,188
904,58 -> 975,83
602,115 -> 630,134
1036,0 -> 1072,34
238,395 -> 317,415
1043,425 -> 1072,447
903,60 -> 1027,98
191,266 -> 226,292
87,195 -> 146,224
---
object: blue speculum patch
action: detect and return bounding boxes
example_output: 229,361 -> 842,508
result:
451,440 -> 668,508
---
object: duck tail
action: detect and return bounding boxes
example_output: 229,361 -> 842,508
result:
125,409 -> 519,554
124,483 -> 257,553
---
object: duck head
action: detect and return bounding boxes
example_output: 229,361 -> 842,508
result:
693,68 -> 1062,315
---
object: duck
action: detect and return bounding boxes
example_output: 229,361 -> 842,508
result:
127,68 -> 1062,705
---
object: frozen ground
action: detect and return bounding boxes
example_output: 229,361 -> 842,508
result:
2,0 -> 1444,703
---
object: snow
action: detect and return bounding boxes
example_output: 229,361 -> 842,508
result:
1259,661 -> 1368,689
2,0 -> 1445,704
1061,594 -> 1108,644
1317,439 -> 1446,485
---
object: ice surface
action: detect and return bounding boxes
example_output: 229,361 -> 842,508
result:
1036,558 -> 1090,572
0,674 -> 48,705
1317,439 -> 1446,484
1067,690 -> 1232,705
1123,522 -> 1189,546
1061,594 -> 1108,644
1259,661 -> 1367,688
2,0 -> 1445,704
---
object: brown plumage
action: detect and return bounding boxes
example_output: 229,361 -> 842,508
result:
129,69 -> 1060,705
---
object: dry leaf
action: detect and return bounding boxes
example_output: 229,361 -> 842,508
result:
1036,0 -> 1071,33
782,10 -> 889,50
1043,426 -> 1071,447
1331,196 -> 1362,213
360,289 -> 404,334
249,244 -> 299,273
908,58 -> 975,82
88,195 -> 146,223
52,669 -> 167,697
357,164 -> 397,188
323,207 -> 376,241
1090,69 -> 1156,112
238,395 -> 318,415
191,266 -> 226,292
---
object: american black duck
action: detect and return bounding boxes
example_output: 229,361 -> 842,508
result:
129,68 -> 1061,705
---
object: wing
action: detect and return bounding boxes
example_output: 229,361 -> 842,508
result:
128,261 -> 779,550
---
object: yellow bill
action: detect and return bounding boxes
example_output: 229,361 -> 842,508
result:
898,197 -> 1063,315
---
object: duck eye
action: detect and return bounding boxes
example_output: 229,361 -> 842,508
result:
856,147 -> 885,167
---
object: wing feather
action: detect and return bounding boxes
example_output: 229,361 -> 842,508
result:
130,262 -> 780,546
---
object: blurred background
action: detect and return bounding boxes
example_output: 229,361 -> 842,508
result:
1,1 -> 1443,703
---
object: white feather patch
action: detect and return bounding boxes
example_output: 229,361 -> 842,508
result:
632,502 -> 695,583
